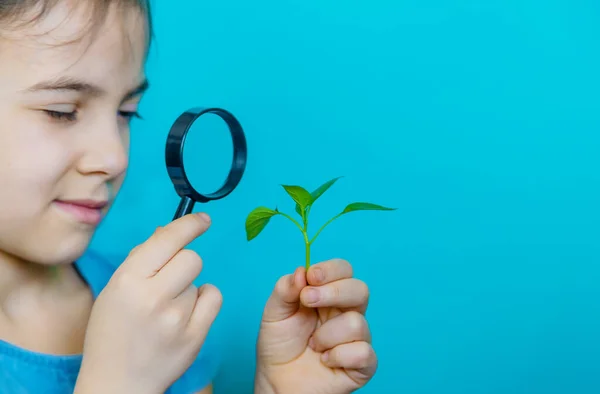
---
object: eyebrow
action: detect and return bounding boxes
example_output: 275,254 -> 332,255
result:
24,76 -> 149,101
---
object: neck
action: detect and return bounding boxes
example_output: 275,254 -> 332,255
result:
0,250 -> 83,314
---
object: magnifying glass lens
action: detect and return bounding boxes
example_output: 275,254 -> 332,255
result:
183,113 -> 234,196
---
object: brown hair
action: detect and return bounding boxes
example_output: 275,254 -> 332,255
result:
0,0 -> 153,45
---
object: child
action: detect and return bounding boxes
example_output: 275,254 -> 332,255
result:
0,1 -> 377,393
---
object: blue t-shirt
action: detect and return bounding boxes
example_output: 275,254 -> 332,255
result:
0,249 -> 220,394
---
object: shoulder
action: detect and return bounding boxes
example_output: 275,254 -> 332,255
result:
75,249 -> 221,393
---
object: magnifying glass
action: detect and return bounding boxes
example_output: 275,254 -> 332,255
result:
165,107 -> 247,221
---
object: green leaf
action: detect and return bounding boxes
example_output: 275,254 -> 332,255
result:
295,203 -> 305,218
245,207 -> 278,241
294,176 -> 343,218
310,176 -> 343,204
342,202 -> 397,214
282,185 -> 312,211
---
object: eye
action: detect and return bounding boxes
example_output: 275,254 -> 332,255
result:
118,110 -> 143,120
44,109 -> 78,122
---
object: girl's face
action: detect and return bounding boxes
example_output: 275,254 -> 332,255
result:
0,3 -> 149,266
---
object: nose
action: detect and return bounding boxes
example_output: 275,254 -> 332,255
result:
76,118 -> 129,179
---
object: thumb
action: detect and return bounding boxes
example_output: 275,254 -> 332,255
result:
261,267 -> 307,322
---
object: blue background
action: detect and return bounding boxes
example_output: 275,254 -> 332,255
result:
91,0 -> 600,393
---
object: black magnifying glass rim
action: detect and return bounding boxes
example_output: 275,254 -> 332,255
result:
165,107 -> 247,219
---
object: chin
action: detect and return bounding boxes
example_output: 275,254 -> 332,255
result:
24,229 -> 96,266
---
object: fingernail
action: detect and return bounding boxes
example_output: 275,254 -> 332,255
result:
304,288 -> 320,304
196,212 -> 211,223
321,351 -> 330,363
312,267 -> 325,283
308,337 -> 316,350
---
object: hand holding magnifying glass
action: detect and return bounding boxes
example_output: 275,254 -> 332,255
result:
165,107 -> 248,220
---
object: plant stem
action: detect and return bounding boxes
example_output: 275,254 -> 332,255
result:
302,211 -> 310,270
305,238 -> 310,271
309,213 -> 343,245
278,212 -> 305,236
281,211 -> 311,270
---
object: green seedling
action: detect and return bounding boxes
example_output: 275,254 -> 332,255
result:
245,176 -> 396,270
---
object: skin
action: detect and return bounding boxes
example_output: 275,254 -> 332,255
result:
0,1 -> 147,356
0,1 -> 377,393
256,260 -> 377,394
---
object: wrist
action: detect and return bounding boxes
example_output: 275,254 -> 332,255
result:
74,366 -> 163,394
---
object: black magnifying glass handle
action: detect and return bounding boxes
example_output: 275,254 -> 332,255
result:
165,107 -> 248,221
173,196 -> 195,219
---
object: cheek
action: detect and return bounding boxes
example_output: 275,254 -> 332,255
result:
0,119 -> 74,216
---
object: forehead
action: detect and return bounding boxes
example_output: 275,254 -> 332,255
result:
1,1 -> 148,92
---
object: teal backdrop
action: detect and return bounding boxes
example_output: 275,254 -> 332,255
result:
91,0 -> 600,393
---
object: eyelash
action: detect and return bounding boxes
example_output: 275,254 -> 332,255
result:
44,109 -> 143,122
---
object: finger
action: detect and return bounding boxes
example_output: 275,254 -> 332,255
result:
126,226 -> 163,257
322,341 -> 377,382
123,213 -> 211,276
174,284 -> 199,310
300,278 -> 369,313
307,258 -> 353,286
160,284 -> 198,328
308,311 -> 371,353
153,249 -> 204,298
261,267 -> 307,323
187,284 -> 223,344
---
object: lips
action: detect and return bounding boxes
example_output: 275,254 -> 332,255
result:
59,199 -> 108,209
54,199 -> 108,225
